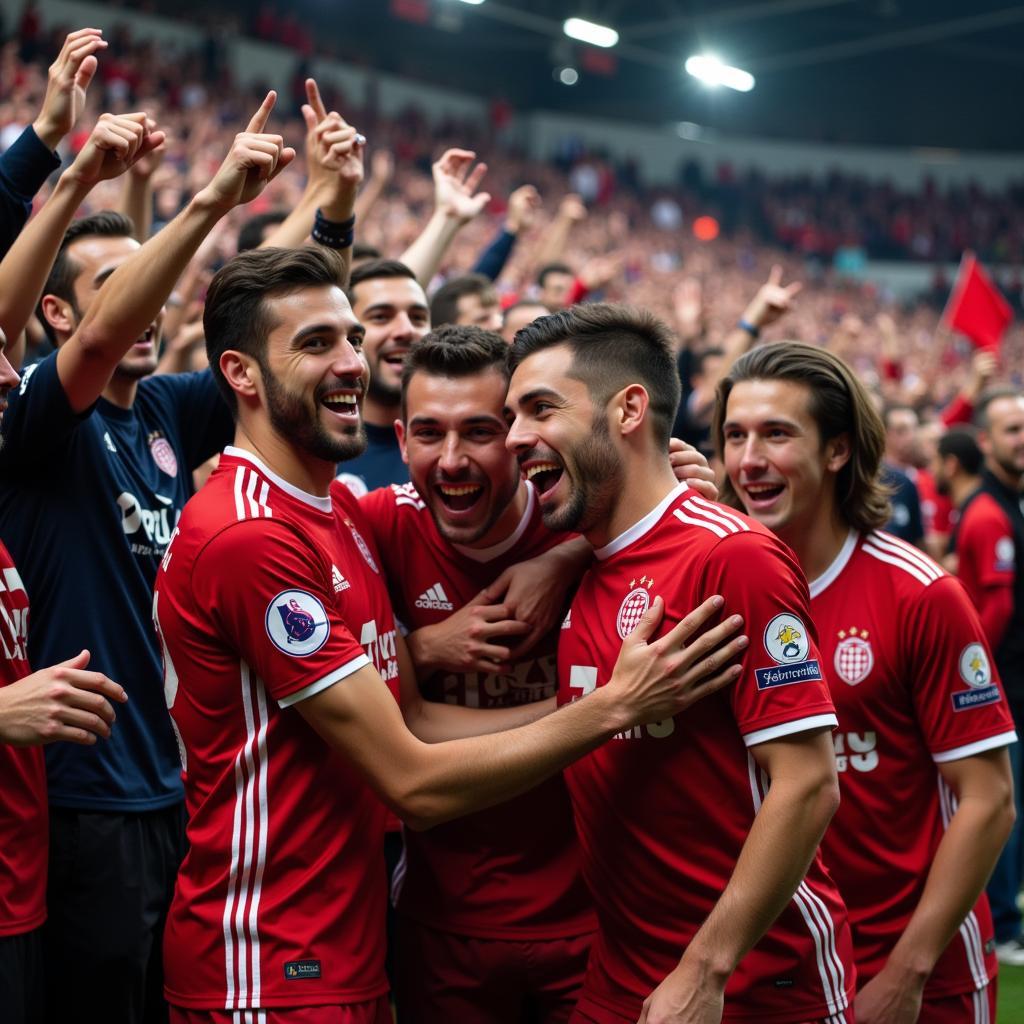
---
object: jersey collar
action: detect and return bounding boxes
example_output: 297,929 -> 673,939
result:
223,446 -> 333,513
453,480 -> 537,563
808,528 -> 859,598
595,482 -> 690,561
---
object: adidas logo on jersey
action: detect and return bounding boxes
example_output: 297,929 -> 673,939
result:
415,583 -> 454,611
331,565 -> 350,593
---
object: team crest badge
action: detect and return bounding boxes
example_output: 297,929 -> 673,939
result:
834,627 -> 873,686
951,642 -> 1001,712
344,518 -> 380,574
148,431 -> 178,477
617,576 -> 653,639
265,590 -> 330,657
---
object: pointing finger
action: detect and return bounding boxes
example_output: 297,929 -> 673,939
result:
305,78 -> 328,121
246,91 -> 277,134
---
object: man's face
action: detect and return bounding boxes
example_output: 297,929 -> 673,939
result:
350,275 -> 429,406
505,344 -> 622,534
501,303 -> 549,344
258,285 -> 369,464
722,379 -> 844,544
398,369 -> 520,546
64,235 -> 163,380
538,271 -> 574,311
932,451 -> 954,497
982,395 -> 1024,484
455,292 -> 503,332
885,408 -> 921,466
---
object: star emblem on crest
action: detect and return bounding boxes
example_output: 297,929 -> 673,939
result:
838,626 -> 870,640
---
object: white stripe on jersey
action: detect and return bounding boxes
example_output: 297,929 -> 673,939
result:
233,466 -> 247,523
862,539 -> 936,588
234,468 -> 273,522
973,984 -> 991,1024
223,662 -> 270,1009
687,495 -> 751,534
864,532 -> 942,582
936,773 -> 990,990
746,753 -> 847,1016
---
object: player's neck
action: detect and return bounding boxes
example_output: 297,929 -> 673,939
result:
361,395 -> 398,429
101,375 -> 139,410
586,456 -> 680,550
780,506 -> 849,585
232,425 -> 335,498
950,473 -> 981,507
465,479 -> 530,550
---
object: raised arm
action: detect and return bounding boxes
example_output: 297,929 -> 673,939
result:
532,192 -> 586,271
117,138 -> 166,242
400,148 -> 491,286
58,92 -> 295,412
0,113 -> 163,357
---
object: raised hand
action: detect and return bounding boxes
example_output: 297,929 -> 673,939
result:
433,148 -> 491,223
667,439 -> 718,501
673,277 -> 704,342
32,28 -> 107,150
197,92 -> 296,214
505,184 -> 542,234
64,113 -> 166,188
558,193 -> 588,223
0,649 -> 127,747
741,264 -> 802,332
301,78 -> 365,199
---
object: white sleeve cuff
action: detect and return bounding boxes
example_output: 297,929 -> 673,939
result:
278,653 -> 372,708
743,713 -> 838,748
932,730 -> 1018,763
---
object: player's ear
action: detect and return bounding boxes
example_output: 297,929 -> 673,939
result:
825,432 -> 852,473
616,384 -> 649,438
220,350 -> 260,402
394,418 -> 410,465
40,294 -> 76,342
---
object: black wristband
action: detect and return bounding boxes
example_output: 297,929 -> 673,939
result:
312,209 -> 356,250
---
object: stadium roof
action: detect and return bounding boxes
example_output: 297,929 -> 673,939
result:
213,0 -> 1024,150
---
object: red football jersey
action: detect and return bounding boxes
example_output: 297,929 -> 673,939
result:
916,468 -> 953,536
0,541 -> 46,937
155,449 -> 399,1010
955,492 -> 1015,610
557,483 -> 854,1023
809,529 -> 1015,998
359,481 -> 594,940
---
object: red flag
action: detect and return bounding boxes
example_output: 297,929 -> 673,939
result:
943,252 -> 1013,352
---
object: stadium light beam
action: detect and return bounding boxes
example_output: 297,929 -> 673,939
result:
455,0 -> 486,5
563,18 -> 619,48
684,55 -> 755,92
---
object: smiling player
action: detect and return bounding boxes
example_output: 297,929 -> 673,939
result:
716,341 -> 1016,1024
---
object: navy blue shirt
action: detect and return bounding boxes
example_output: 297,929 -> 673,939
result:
0,126 -> 61,257
882,463 -> 924,546
0,355 -> 233,810
339,421 -> 408,493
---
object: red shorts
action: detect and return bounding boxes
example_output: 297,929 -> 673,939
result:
169,997 -> 392,1024
395,916 -> 592,1024
920,982 -> 996,1024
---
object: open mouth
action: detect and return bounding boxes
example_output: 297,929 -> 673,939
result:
435,481 -> 484,512
321,391 -> 361,418
743,482 -> 785,507
524,460 -> 564,498
132,326 -> 156,350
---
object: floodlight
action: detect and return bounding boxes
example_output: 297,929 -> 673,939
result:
684,55 -> 754,92
563,18 -> 619,48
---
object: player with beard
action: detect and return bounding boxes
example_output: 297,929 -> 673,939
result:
154,248 -> 746,1021
0,92 -> 298,1023
359,324 -> 731,1023
716,342 -> 1016,1023
340,259 -> 431,493
505,305 -> 855,1024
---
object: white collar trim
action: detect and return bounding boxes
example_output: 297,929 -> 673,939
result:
224,446 -> 333,513
595,482 -> 690,561
453,480 -> 537,563
808,529 -> 859,598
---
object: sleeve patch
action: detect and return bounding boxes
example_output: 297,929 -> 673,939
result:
996,536 -> 1015,572
265,590 -> 331,657
755,612 -> 822,690
951,643 -> 1001,711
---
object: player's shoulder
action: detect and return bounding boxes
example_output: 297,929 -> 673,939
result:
858,529 -> 947,591
962,491 -> 1013,531
668,490 -> 787,560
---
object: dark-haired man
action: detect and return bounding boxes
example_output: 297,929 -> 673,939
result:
429,272 -> 503,331
155,246 -> 742,1021
718,343 -> 1015,1022
0,93 -> 295,1024
505,305 -> 855,1024
339,258 -> 430,492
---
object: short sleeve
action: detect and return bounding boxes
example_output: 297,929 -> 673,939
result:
141,370 -> 233,471
192,519 -> 370,707
961,503 -> 1016,592
0,353 -> 92,469
905,576 -> 1017,762
700,531 -> 837,747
